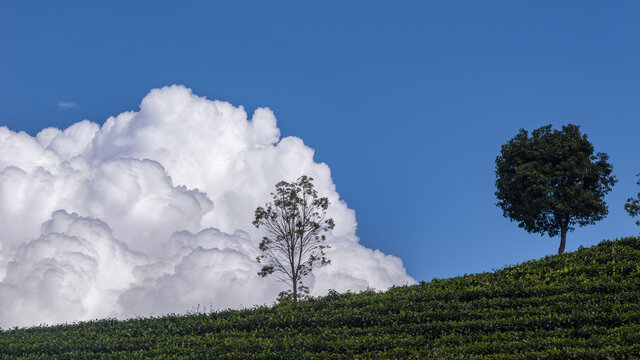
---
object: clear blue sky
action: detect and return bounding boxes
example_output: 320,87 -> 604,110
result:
2,1 -> 639,282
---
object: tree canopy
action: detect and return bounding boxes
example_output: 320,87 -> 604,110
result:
624,174 -> 640,226
253,175 -> 334,302
495,124 -> 617,254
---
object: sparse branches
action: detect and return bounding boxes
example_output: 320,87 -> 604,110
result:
253,175 -> 334,302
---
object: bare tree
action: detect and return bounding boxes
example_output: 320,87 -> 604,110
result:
253,175 -> 334,302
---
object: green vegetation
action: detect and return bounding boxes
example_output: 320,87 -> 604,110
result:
495,124 -> 617,254
625,173 -> 640,226
2,236 -> 639,359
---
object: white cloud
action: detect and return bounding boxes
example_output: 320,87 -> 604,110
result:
0,85 -> 415,328
0,210 -> 142,326
57,101 -> 79,111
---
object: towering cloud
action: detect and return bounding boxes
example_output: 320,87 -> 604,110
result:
0,85 -> 414,328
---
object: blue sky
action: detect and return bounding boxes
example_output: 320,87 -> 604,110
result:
2,1 -> 639,282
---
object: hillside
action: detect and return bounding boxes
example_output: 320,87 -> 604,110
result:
1,236 -> 639,359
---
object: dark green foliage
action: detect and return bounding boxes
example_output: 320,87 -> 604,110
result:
625,174 -> 640,226
495,124 -> 617,254
2,236 -> 640,359
254,175 -> 334,302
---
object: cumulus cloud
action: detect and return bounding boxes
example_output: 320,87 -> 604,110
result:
0,85 -> 414,328
0,210 -> 142,326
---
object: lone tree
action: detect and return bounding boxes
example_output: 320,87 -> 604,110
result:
495,124 -> 617,255
625,174 -> 640,226
253,175 -> 335,302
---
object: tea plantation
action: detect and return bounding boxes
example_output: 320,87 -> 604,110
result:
1,236 -> 639,359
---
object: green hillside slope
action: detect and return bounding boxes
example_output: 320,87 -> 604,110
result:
1,236 -> 639,359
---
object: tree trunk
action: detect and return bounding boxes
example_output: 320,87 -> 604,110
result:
292,278 -> 298,303
558,224 -> 568,255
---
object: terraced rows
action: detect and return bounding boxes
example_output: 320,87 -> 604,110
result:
1,236 -> 639,359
